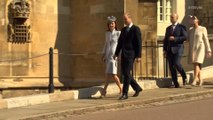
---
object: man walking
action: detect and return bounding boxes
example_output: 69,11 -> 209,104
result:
163,13 -> 188,88
114,13 -> 142,100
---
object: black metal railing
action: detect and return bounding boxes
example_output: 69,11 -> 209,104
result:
132,41 -> 169,80
0,45 -> 169,93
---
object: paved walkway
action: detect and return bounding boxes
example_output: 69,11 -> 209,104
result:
0,78 -> 213,120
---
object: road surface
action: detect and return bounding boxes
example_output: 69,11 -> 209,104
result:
63,98 -> 213,120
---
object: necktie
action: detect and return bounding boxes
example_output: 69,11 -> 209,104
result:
126,27 -> 130,32
171,25 -> 175,35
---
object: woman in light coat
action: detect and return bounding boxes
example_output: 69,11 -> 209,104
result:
101,16 -> 122,97
188,15 -> 212,86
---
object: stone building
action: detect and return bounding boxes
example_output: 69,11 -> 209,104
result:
0,0 -> 157,90
0,0 -> 212,92
194,0 -> 213,34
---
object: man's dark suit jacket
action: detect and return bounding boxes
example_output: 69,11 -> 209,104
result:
163,24 -> 187,55
115,25 -> 142,59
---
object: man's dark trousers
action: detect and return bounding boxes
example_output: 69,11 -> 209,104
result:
121,58 -> 141,95
167,50 -> 187,87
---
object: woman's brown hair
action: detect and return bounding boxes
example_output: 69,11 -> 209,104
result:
107,21 -> 118,31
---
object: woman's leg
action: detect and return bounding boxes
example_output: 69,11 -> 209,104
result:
192,63 -> 200,85
198,64 -> 203,86
102,74 -> 110,96
112,74 -> 122,94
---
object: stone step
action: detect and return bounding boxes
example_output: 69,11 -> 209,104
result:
0,80 -> 160,109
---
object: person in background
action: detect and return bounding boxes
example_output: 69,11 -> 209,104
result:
163,13 -> 188,88
114,13 -> 142,100
102,16 -> 122,97
188,15 -> 212,86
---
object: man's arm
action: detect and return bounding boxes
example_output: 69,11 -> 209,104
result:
114,29 -> 123,58
163,27 -> 169,58
135,26 -> 142,59
163,27 -> 169,52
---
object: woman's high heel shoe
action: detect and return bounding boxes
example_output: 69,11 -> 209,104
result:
100,90 -> 107,98
199,80 -> 203,86
191,80 -> 197,86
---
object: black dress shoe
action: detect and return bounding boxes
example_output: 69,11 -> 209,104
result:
119,95 -> 128,100
132,89 -> 142,97
169,85 -> 180,88
183,79 -> 188,86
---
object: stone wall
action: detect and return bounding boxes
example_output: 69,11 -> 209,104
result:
0,0 -> 59,88
194,0 -> 213,34
0,0 -> 159,88
56,0 -> 124,87
0,0 -> 125,88
125,0 -> 158,78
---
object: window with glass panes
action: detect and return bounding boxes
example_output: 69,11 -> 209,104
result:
157,0 -> 172,22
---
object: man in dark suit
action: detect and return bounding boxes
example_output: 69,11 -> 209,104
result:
163,13 -> 188,88
114,13 -> 142,100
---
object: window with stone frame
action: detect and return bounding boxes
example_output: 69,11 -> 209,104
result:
8,0 -> 31,43
157,0 -> 172,22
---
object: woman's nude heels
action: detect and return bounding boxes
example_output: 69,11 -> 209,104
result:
100,90 -> 107,98
199,80 -> 203,86
191,79 -> 203,87
191,79 -> 198,86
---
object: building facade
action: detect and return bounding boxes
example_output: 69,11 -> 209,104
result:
0,0 -> 155,88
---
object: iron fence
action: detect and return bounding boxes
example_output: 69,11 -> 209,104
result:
132,41 -> 168,80
0,45 -> 169,93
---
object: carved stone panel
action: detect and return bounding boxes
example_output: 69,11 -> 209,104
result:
8,0 -> 31,43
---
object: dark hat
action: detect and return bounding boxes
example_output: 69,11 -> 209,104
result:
107,16 -> 117,23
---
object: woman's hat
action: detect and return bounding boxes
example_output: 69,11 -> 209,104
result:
188,15 -> 198,20
107,16 -> 117,23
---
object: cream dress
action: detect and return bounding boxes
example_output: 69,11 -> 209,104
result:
102,30 -> 121,74
188,26 -> 211,64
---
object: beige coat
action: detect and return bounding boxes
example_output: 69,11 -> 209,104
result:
188,26 -> 211,64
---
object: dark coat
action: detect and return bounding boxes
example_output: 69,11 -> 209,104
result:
115,25 -> 142,59
163,24 -> 187,55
